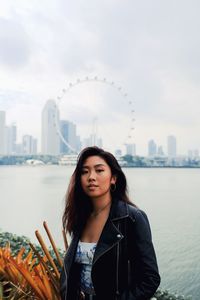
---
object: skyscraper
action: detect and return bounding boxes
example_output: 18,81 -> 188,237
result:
6,123 -> 17,154
0,111 -> 6,154
167,135 -> 177,157
22,135 -> 38,154
125,143 -> 136,156
148,139 -> 157,156
41,100 -> 60,155
60,120 -> 77,154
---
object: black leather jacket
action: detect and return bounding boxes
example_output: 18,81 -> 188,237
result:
60,199 -> 161,300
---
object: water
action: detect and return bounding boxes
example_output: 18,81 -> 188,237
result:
0,166 -> 199,299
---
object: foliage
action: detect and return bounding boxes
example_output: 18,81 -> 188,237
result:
0,232 -> 65,266
0,231 -> 193,300
154,289 -> 192,300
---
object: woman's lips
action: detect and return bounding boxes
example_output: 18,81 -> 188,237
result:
88,185 -> 98,189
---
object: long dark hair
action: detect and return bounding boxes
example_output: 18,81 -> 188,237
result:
62,146 -> 135,234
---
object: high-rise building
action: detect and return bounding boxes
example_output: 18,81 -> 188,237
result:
41,100 -> 60,155
32,138 -> 38,154
157,145 -> 164,156
125,143 -> 136,156
167,135 -> 177,157
148,139 -> 157,156
6,123 -> 17,154
22,135 -> 37,154
60,120 -> 77,154
0,111 -> 6,154
81,134 -> 103,149
115,149 -> 122,156
76,135 -> 82,152
188,149 -> 199,158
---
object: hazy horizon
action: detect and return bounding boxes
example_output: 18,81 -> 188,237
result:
0,0 -> 200,155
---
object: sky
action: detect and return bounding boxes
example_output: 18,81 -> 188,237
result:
0,0 -> 200,155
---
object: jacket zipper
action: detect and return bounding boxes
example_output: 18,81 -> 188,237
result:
116,223 -> 120,299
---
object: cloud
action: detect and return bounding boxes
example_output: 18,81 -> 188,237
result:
0,17 -> 31,68
0,0 -> 200,154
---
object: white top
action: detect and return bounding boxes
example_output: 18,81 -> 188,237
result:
75,241 -> 97,294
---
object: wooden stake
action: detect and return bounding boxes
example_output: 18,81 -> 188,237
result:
35,230 -> 60,279
43,221 -> 63,268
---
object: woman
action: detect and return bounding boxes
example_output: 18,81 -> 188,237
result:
60,146 -> 160,300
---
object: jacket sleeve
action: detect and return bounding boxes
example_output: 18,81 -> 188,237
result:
128,208 -> 161,300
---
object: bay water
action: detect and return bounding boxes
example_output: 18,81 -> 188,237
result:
0,166 -> 199,299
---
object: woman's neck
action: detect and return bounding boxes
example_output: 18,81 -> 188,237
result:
90,194 -> 112,217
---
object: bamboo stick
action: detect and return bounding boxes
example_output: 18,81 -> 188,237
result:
43,221 -> 63,268
35,230 -> 60,279
29,243 -> 60,295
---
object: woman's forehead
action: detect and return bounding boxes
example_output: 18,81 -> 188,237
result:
82,155 -> 108,167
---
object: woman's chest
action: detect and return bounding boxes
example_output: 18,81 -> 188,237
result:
81,215 -> 108,243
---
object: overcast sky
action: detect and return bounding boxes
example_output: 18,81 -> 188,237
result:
0,0 -> 200,155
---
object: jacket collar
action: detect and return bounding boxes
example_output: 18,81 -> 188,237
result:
109,198 -> 129,221
64,200 -> 129,274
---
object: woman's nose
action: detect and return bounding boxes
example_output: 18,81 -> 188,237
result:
88,170 -> 96,180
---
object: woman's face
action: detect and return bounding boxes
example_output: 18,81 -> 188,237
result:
80,155 -> 116,200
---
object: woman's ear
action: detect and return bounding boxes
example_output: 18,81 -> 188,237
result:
111,175 -> 117,184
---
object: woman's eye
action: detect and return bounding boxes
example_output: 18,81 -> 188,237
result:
81,170 -> 88,174
96,169 -> 104,173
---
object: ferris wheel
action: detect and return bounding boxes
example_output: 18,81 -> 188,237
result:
53,76 -> 135,153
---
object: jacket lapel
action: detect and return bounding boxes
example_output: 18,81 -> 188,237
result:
92,200 -> 128,266
64,200 -> 130,272
64,230 -> 81,275
93,218 -> 123,265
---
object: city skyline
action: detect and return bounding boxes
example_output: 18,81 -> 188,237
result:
0,1 -> 200,155
1,107 -> 199,157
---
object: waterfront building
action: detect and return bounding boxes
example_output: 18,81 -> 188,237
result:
22,135 -> 38,154
15,143 -> 23,154
125,143 -> 136,156
76,135 -> 82,152
157,145 -> 164,156
60,120 -> 77,154
0,111 -> 6,154
32,138 -> 38,154
115,149 -> 122,156
82,134 -> 103,149
41,100 -> 60,155
148,139 -> 157,156
188,149 -> 199,158
167,135 -> 177,157
6,123 -> 17,154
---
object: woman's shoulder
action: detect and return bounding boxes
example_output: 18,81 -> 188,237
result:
126,202 -> 149,223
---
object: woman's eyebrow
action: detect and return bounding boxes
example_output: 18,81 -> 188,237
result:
82,163 -> 106,168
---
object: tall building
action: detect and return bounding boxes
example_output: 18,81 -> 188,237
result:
6,123 -> 17,154
0,111 -> 6,154
41,100 -> 60,155
125,143 -> 136,156
82,134 -> 103,149
148,139 -> 157,156
60,120 -> 77,154
22,135 -> 37,154
115,149 -> 122,156
157,145 -> 164,156
76,135 -> 82,152
167,135 -> 177,157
